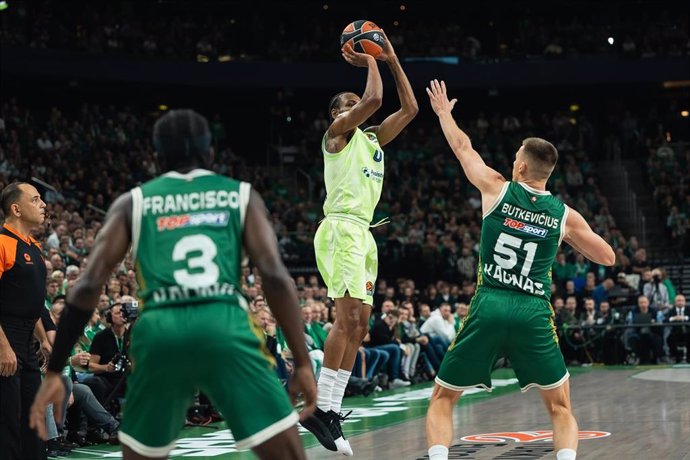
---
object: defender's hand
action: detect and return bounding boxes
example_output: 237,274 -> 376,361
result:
290,364 -> 317,421
30,372 -> 66,440
342,43 -> 376,68
426,79 -> 457,116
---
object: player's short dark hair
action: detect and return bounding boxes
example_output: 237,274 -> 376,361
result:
152,109 -> 211,169
0,182 -> 28,216
521,137 -> 558,179
328,92 -> 350,118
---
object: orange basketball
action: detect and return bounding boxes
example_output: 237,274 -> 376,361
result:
340,20 -> 385,59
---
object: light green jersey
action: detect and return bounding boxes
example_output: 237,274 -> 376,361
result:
130,169 -> 251,311
322,128 -> 384,224
477,181 -> 568,301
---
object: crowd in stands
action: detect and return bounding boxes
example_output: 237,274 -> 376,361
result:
2,2 -> 688,62
645,135 -> 690,251
2,91 -> 688,456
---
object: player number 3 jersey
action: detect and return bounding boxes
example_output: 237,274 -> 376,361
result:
130,169 -> 250,310
478,181 -> 568,301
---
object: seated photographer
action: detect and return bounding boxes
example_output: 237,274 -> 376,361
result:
58,353 -> 121,446
84,302 -> 132,408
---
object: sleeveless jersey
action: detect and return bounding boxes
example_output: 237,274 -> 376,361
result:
322,128 -> 384,224
477,181 -> 568,301
130,169 -> 251,310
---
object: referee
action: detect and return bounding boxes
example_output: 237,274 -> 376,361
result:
0,182 -> 52,460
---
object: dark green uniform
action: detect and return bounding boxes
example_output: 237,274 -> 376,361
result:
119,169 -> 296,455
437,181 -> 570,392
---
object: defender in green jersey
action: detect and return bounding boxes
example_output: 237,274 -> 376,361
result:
303,35 -> 418,455
423,81 -> 616,460
31,110 -> 316,460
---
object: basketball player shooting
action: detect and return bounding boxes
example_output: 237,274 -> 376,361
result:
423,80 -> 615,460
300,25 -> 418,456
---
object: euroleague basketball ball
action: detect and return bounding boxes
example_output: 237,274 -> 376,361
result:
340,20 -> 385,58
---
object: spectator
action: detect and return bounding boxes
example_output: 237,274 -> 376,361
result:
418,303 -> 432,327
420,303 -> 456,366
559,296 -> 585,365
365,310 -> 411,389
301,304 -> 326,378
432,284 -> 456,309
84,304 -> 128,408
594,301 -> 625,364
396,307 -> 421,381
643,268 -> 671,311
552,252 -> 576,287
665,294 -> 690,363
658,267 -> 677,301
625,296 -> 664,364
592,278 -> 614,307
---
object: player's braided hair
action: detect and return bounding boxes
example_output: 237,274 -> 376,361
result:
153,109 -> 211,169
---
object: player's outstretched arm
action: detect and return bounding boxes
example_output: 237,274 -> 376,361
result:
365,30 -> 418,147
31,193 -> 132,439
328,44 -> 383,138
426,79 -> 505,196
243,189 -> 317,418
563,206 -> 616,266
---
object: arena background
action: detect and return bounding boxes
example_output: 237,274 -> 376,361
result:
1,1 -> 689,459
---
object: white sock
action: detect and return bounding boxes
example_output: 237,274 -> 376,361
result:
556,448 -> 577,460
330,369 -> 351,414
317,367 -> 337,412
428,444 -> 448,460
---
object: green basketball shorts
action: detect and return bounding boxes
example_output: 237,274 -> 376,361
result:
313,214 -> 378,306
436,287 -> 569,393
118,302 -> 297,456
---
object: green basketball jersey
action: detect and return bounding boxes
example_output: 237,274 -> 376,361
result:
477,181 -> 568,301
322,128 -> 384,224
130,169 -> 250,310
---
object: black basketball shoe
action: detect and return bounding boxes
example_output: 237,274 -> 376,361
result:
328,410 -> 353,456
299,407 -> 337,451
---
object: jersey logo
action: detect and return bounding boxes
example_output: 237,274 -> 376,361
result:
23,253 -> 33,264
361,167 -> 384,183
157,211 -> 230,231
373,150 -> 383,162
365,281 -> 374,296
503,217 -> 548,238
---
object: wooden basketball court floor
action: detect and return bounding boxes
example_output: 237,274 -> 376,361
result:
64,366 -> 690,459
307,366 -> 690,460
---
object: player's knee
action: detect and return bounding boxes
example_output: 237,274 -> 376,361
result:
337,313 -> 360,334
545,400 -> 571,418
431,384 -> 462,404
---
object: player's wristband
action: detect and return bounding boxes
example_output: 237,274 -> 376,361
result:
47,303 -> 93,373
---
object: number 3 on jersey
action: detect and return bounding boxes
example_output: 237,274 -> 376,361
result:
172,234 -> 220,288
493,232 -> 537,277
